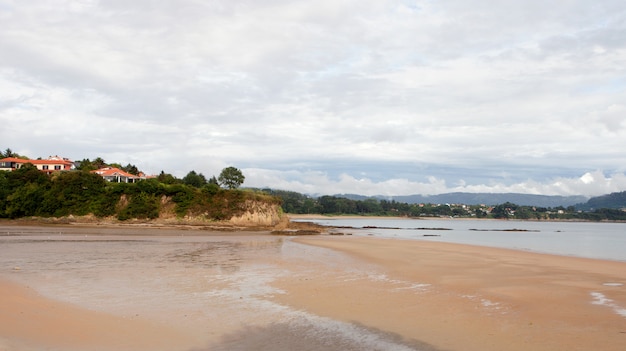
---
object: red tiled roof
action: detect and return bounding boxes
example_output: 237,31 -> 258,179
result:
91,167 -> 138,178
0,157 -> 73,165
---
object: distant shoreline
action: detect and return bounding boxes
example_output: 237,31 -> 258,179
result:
0,213 -> 623,234
287,213 -> 626,223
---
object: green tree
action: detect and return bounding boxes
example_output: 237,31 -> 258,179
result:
7,163 -> 48,186
157,170 -> 179,184
93,157 -> 107,169
357,198 -> 383,214
122,163 -> 140,175
0,171 -> 11,217
318,196 -> 338,214
183,170 -> 207,188
218,167 -> 245,189
117,193 -> 160,220
4,164 -> 50,218
1,148 -> 17,158
75,158 -> 95,171
491,202 -> 517,219
41,171 -> 107,216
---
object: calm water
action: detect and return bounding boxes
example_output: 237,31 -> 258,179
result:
296,218 -> 626,262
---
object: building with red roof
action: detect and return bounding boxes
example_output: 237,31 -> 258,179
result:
1,155 -> 149,183
0,156 -> 74,174
90,167 -> 143,183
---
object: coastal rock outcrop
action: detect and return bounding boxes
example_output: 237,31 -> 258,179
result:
228,200 -> 285,227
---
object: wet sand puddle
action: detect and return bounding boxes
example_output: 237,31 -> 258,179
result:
1,232 -> 433,351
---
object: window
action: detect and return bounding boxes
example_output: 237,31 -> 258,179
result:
54,165 -> 61,170
42,165 -> 49,170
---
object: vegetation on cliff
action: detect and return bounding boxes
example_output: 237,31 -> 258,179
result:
0,164 -> 280,224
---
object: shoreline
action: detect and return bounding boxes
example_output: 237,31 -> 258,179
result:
1,213 -> 623,235
288,213 -> 626,223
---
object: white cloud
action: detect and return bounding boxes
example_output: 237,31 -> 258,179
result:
1,0 -> 626,197
243,168 -> 626,197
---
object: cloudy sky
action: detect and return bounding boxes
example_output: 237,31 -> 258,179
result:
2,0 -> 626,197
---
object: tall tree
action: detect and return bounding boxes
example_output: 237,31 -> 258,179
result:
218,167 -> 245,189
122,163 -> 139,175
157,170 -> 178,184
2,148 -> 17,158
208,175 -> 219,185
75,158 -> 94,171
93,157 -> 107,169
182,170 -> 207,188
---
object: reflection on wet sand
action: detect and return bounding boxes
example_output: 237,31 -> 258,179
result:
0,225 -> 425,351
204,321 -> 439,351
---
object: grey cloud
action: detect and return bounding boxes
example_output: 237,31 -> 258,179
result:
1,0 -> 626,197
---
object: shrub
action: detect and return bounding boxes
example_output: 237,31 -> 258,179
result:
117,193 -> 160,220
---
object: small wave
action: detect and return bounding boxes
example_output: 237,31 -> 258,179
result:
590,292 -> 626,318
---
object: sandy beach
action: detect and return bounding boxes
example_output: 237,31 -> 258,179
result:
278,236 -> 626,351
1,223 -> 625,350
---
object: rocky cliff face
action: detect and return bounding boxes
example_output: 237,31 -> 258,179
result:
228,200 -> 286,227
153,197 -> 286,228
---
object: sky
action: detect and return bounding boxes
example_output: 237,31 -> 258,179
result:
1,0 -> 626,197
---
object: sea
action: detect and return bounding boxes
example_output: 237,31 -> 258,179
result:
294,217 -> 626,262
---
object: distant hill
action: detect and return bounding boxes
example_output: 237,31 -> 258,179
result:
577,191 -> 626,210
337,192 -> 588,207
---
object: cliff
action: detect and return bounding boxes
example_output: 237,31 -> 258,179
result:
228,200 -> 285,227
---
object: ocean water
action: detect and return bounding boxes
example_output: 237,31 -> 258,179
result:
295,218 -> 626,262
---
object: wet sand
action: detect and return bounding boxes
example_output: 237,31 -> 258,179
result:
0,280 -> 192,351
1,224 -> 625,350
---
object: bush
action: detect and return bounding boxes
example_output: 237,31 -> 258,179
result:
117,193 -> 160,220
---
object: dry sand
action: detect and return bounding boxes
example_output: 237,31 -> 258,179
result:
1,223 -> 625,351
276,236 -> 626,351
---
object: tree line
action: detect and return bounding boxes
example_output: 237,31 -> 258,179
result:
263,190 -> 626,221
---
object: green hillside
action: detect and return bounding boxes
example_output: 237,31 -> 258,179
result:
0,164 -> 280,224
578,191 -> 626,211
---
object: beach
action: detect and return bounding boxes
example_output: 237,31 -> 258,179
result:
279,236 -> 626,351
1,223 -> 625,350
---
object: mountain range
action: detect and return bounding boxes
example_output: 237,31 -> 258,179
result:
576,191 -> 626,211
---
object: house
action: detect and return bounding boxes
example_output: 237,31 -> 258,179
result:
0,156 -> 74,174
1,155 -> 149,183
91,167 -> 143,183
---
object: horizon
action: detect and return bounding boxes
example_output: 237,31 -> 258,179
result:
2,1 -> 626,197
